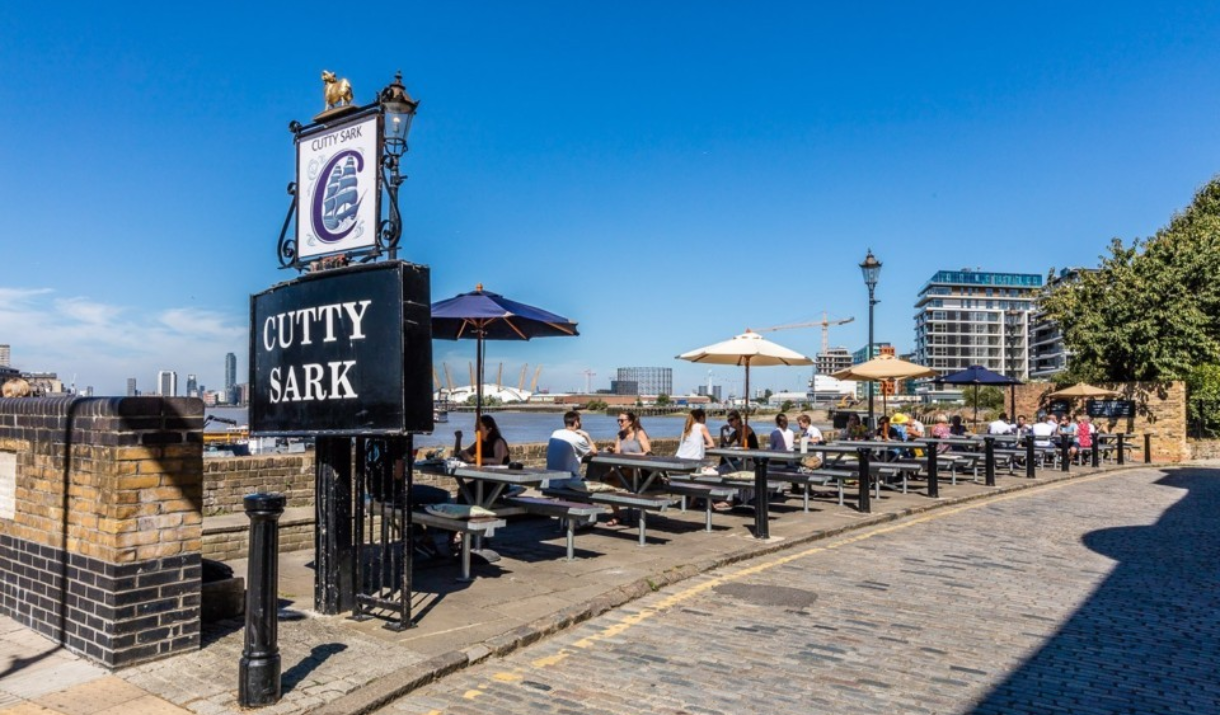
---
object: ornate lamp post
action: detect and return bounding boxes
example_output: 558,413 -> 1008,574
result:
378,72 -> 419,260
859,249 -> 882,427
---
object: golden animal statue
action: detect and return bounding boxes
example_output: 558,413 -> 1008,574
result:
321,70 -> 354,111
2,378 -> 31,398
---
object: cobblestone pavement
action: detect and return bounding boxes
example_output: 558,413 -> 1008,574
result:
374,466 -> 1220,715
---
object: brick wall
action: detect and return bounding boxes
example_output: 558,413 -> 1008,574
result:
1011,381 -> 1187,462
0,397 -> 203,668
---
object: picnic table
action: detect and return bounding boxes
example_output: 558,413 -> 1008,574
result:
448,465 -> 573,564
588,452 -> 733,533
706,447 -> 804,538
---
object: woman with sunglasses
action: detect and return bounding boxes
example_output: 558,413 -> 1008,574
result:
613,411 -> 651,456
600,412 -> 651,527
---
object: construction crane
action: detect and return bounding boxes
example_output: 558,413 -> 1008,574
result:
582,369 -> 597,394
755,311 -> 855,357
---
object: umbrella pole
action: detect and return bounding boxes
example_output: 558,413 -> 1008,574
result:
743,360 -> 750,446
974,384 -> 979,429
475,332 -> 484,466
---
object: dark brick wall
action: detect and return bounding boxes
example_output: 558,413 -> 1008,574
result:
0,535 -> 201,667
0,396 -> 203,669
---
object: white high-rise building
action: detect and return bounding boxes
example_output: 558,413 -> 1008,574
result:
157,370 -> 178,397
913,269 -> 1042,378
0,345 -> 10,367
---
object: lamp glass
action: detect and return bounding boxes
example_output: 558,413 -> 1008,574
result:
859,252 -> 882,288
383,110 -> 413,158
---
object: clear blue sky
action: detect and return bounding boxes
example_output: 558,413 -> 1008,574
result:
3,2 -> 1220,397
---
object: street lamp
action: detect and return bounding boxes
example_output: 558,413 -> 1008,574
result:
378,71 -> 419,260
859,249 -> 882,427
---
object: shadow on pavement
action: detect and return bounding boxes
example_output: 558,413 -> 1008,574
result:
282,643 -> 348,693
968,467 -> 1220,714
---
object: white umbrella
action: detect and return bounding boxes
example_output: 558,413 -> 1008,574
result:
677,330 -> 814,439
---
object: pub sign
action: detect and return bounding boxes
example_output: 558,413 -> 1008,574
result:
296,113 -> 381,260
249,261 -> 433,436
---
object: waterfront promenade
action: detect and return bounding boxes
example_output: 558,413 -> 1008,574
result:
1,460 -> 1215,715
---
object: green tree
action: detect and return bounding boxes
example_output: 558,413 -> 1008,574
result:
655,393 -> 671,406
1041,178 -> 1220,382
781,400 -> 795,412
964,386 -> 1005,411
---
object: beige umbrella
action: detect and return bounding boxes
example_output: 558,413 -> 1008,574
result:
677,330 -> 814,440
831,354 -> 938,416
1045,383 -> 1121,399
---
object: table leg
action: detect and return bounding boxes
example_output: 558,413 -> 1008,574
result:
638,511 -> 647,547
458,534 -> 473,583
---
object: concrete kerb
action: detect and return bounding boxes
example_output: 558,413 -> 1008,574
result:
305,461 -> 1167,715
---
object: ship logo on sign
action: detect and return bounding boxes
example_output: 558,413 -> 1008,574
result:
311,149 -> 365,243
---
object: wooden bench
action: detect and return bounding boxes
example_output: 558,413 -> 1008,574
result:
502,496 -> 606,560
542,488 -> 675,546
397,508 -> 507,582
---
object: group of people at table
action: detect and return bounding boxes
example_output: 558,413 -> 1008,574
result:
445,405 -> 1109,528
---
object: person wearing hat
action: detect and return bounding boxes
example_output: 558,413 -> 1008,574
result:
890,412 -> 910,441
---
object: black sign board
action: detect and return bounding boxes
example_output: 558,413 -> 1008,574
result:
249,261 -> 433,436
1087,399 -> 1135,418
1047,399 -> 1071,416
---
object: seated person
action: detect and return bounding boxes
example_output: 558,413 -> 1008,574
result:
1031,415 -> 1058,449
721,410 -> 758,448
545,410 -> 598,490
456,415 -> 511,465
768,413 -> 795,451
988,412 -> 1015,435
839,413 -> 868,441
889,413 -> 910,441
795,414 -> 824,445
949,415 -> 968,437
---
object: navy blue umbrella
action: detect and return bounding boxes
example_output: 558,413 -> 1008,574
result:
935,365 -> 1022,425
431,284 -> 579,463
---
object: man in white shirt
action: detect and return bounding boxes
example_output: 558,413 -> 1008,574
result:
988,412 -> 1015,435
546,410 -> 598,489
795,414 -> 823,444
1031,415 -> 1057,448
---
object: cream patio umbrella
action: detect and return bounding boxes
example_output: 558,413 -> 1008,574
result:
677,330 -> 814,441
1045,383 -> 1121,399
831,354 -> 938,418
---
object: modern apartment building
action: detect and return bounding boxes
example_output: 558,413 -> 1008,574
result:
224,353 -> 237,391
0,344 -> 10,367
913,269 -> 1043,379
157,370 -> 178,397
126,378 -> 137,396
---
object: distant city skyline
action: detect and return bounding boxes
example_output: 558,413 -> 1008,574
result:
4,5 -> 1220,396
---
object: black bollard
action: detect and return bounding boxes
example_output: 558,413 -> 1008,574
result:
857,447 -> 871,514
1025,437 -> 1036,479
1061,437 -> 1071,472
753,457 -> 770,540
926,442 -> 939,498
1144,433 -> 1152,464
240,493 -> 286,708
984,437 -> 996,487
1092,438 -> 1100,468
1117,433 -> 1126,465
